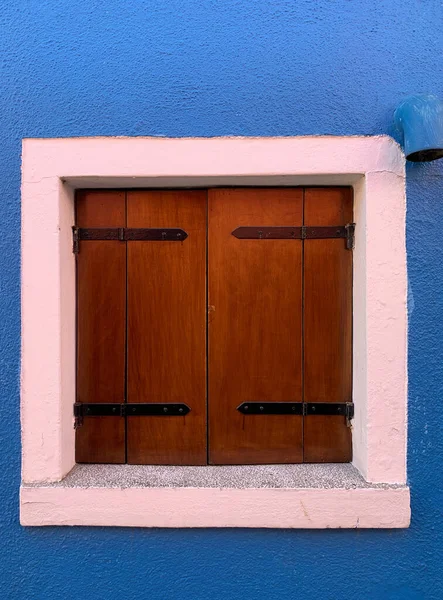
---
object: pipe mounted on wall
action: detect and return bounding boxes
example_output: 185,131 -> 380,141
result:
394,94 -> 443,162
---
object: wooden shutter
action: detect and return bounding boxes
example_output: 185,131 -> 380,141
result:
303,187 -> 353,462
75,190 -> 126,463
75,186 -> 352,465
126,190 -> 207,465
208,188 -> 304,464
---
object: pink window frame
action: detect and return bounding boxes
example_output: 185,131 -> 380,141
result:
20,136 -> 410,528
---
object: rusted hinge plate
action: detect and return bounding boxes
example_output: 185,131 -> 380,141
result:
231,224 -> 355,249
237,402 -> 354,419
72,227 -> 188,253
74,402 -> 191,428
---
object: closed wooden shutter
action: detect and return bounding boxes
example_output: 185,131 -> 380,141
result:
75,189 -> 207,465
75,187 -> 353,465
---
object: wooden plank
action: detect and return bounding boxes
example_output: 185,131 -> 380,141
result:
75,190 -> 126,463
303,187 -> 353,462
208,188 -> 303,464
126,190 -> 207,465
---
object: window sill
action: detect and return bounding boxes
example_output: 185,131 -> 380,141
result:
20,463 -> 410,528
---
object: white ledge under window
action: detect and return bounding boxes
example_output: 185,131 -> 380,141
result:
20,135 -> 410,528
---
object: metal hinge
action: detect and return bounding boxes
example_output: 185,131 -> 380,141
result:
237,402 -> 354,423
72,227 -> 188,254
72,227 -> 80,254
74,402 -> 191,428
344,223 -> 355,250
232,223 -> 356,250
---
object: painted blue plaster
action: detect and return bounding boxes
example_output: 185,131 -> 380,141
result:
1,1 -> 442,598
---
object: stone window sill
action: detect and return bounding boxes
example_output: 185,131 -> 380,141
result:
20,464 -> 410,528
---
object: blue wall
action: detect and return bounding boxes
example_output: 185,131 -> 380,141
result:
1,2 -> 442,598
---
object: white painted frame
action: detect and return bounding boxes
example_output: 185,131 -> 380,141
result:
20,136 -> 410,528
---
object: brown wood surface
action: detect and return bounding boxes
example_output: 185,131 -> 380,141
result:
303,187 -> 353,462
208,188 -> 303,464
126,190 -> 207,465
75,190 -> 126,463
75,186 -> 353,466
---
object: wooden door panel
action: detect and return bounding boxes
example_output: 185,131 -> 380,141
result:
126,190 -> 207,465
208,188 -> 303,464
303,187 -> 353,462
75,190 -> 126,463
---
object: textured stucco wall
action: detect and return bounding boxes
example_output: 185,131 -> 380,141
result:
1,1 -> 442,598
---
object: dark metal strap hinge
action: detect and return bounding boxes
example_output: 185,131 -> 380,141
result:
231,223 -> 355,249
74,402 -> 191,428
237,402 -> 354,419
72,227 -> 188,253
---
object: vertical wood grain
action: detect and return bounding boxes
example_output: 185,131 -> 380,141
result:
126,190 -> 207,465
208,188 -> 303,464
74,186 -> 353,466
75,190 -> 126,463
303,187 -> 353,462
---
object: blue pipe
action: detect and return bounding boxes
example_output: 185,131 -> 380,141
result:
394,94 -> 443,162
